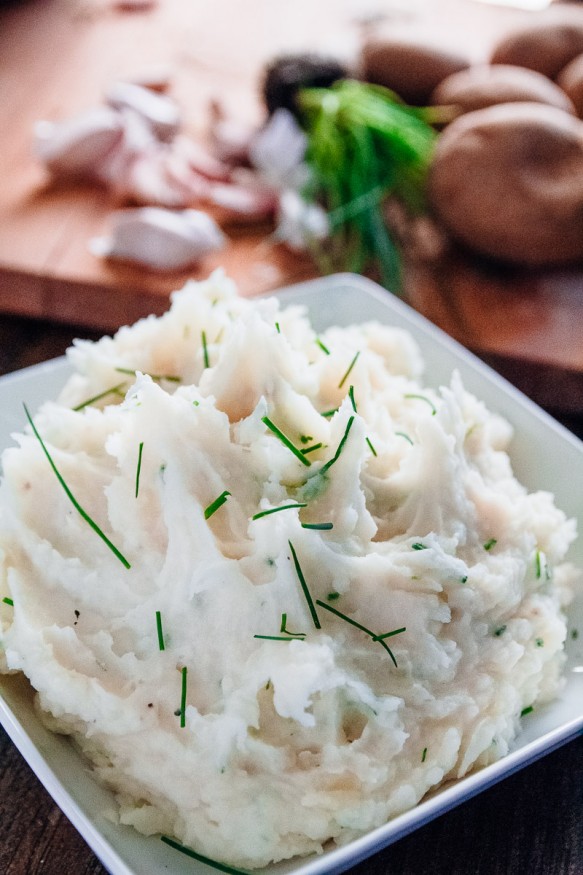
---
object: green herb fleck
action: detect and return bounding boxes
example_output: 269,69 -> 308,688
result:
156,610 -> 165,651
201,330 -> 210,368
289,540 -> 321,629
275,322 -> 281,334
24,404 -> 131,569
301,442 -> 323,456
316,599 -> 404,667
494,625 -> 507,637
135,441 -> 144,499
535,637 -> 544,648
395,431 -> 413,445
252,502 -> 307,521
327,592 -> 340,601
73,381 -> 127,412
484,538 -> 497,551
161,835 -> 251,874
204,490 -> 231,520
372,626 -> 407,642
460,575 -> 468,584
321,407 -> 339,419
348,385 -> 357,413
2,597 -> 14,607
279,613 -> 306,638
572,629 -> 579,640
365,436 -> 377,456
411,543 -> 427,551
338,351 -> 360,389
179,666 -> 188,728
404,393 -> 436,415
262,416 -> 311,467
254,634 -> 304,642
300,435 -> 313,444
320,416 -> 355,476
114,367 -> 180,383
521,705 -> 534,718
316,338 -> 330,355
421,747 -> 427,763
301,522 -> 334,531
535,550 -> 542,579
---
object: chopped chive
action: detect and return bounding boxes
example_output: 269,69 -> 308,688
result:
134,441 -> 144,499
365,436 -> 377,457
521,705 -> 534,717
484,538 -> 497,551
261,416 -> 311,467
155,610 -> 165,651
411,543 -> 427,551
572,629 -> 579,640
321,408 -> 338,418
254,634 -> 303,642
320,416 -> 355,476
275,322 -> 281,334
494,625 -> 507,637
535,550 -> 542,579
114,367 -> 180,383
301,442 -> 323,455
204,490 -> 231,520
73,381 -> 127,412
316,338 -> 330,355
301,522 -> 333,531
460,575 -> 468,584
372,626 -> 407,642
2,597 -> 14,607
315,599 -> 402,667
289,540 -> 320,629
279,613 -> 306,638
421,747 -> 428,763
327,592 -> 340,601
179,666 -> 187,728
404,393 -> 436,415
201,330 -> 210,368
338,351 -> 361,389
535,637 -> 544,647
252,502 -> 307,521
395,431 -> 413,445
161,835 -> 251,874
23,404 -> 131,569
348,385 -> 357,413
300,435 -> 313,444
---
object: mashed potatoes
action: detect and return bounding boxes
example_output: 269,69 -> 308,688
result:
0,272 -> 578,869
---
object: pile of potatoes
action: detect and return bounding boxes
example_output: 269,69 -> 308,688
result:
361,4 -> 583,266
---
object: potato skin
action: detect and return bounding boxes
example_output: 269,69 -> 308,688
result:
362,36 -> 470,105
558,53 -> 583,117
431,64 -> 575,115
491,8 -> 583,79
427,102 -> 583,265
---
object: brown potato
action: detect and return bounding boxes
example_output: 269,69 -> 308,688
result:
427,102 -> 583,265
431,64 -> 575,115
491,7 -> 583,79
558,52 -> 583,117
361,35 -> 470,105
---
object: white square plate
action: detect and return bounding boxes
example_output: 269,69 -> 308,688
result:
1,274 -> 582,875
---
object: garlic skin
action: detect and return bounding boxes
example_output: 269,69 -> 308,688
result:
90,207 -> 226,270
34,108 -> 123,177
105,81 -> 180,142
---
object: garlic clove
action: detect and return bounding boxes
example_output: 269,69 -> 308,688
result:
249,108 -> 307,185
275,189 -> 329,251
34,107 -> 124,178
105,81 -> 180,142
207,177 -> 278,219
90,207 -> 226,270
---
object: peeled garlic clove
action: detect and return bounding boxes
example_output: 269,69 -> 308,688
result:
275,189 -> 329,251
34,107 -> 123,177
249,108 -> 307,185
90,207 -> 226,270
105,81 -> 180,142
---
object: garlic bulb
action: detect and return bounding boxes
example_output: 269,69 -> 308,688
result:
34,108 -> 123,177
90,207 -> 226,270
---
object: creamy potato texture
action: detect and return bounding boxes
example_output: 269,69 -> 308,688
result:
0,272 -> 578,869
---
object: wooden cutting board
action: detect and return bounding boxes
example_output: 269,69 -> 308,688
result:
0,0 -> 582,414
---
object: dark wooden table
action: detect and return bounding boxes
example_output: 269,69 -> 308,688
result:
0,311 -> 582,874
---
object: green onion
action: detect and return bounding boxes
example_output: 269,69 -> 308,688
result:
327,592 -> 340,601
134,442 -> 144,499
366,436 -> 377,457
24,404 -> 131,569
261,416 -> 311,467
201,330 -> 210,368
301,443 -> 323,456
460,575 -> 468,584
320,416 -> 355,476
535,550 -> 542,579
521,705 -> 534,717
160,836 -> 251,874
338,351 -> 360,389
289,540 -> 320,629
404,393 -> 436,415
395,431 -> 413,445
348,385 -> 357,413
204,490 -> 231,520
254,635 -> 304,642
316,338 -> 330,355
315,599 -> 403,667
275,322 -> 281,334
421,747 -> 428,763
115,367 -> 181,383
2,597 -> 14,607
300,435 -> 313,444
179,666 -> 187,728
494,625 -> 507,637
411,543 -> 427,551
155,610 -> 165,651
280,613 -> 306,638
484,538 -> 497,551
73,381 -> 127,412
321,408 -> 338,418
372,627 -> 407,642
301,521 -> 334,531
252,502 -> 307,521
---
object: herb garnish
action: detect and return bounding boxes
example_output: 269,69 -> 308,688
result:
156,610 -> 165,651
289,540 -> 321,629
252,502 -> 307,521
421,747 -> 428,763
572,629 -> 579,640
2,597 -> 13,607
24,404 -> 131,569
484,538 -> 497,551
535,638 -> 544,648
316,599 -> 405,667
348,385 -> 357,413
134,442 -> 144,498
366,437 -> 377,457
316,338 -> 330,355
179,666 -> 188,728
395,431 -> 413,445
204,490 -> 231,520
404,393 -> 436,415
494,625 -> 507,637
275,322 -> 281,333
262,416 -> 311,467
327,592 -> 340,601
301,522 -> 333,530
521,705 -> 534,717
411,543 -> 427,551
201,330 -> 210,368
254,635 -> 303,642
301,443 -> 323,456
321,408 -> 339,419
73,381 -> 127,412
114,367 -> 181,383
161,835 -> 251,874
338,351 -> 360,389
320,416 -> 355,476
280,613 -> 306,638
